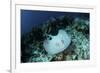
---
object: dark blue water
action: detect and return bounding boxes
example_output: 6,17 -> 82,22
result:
21,10 -> 89,35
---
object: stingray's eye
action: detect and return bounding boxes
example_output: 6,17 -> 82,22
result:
47,35 -> 52,40
49,37 -> 52,40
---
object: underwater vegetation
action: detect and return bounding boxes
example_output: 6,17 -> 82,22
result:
21,14 -> 90,63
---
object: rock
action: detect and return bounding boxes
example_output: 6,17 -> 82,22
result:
65,55 -> 72,60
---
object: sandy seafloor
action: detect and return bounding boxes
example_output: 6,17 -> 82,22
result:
21,15 -> 90,63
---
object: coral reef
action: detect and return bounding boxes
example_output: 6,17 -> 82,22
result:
21,15 -> 89,63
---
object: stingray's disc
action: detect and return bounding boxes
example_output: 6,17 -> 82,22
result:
43,29 -> 71,55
